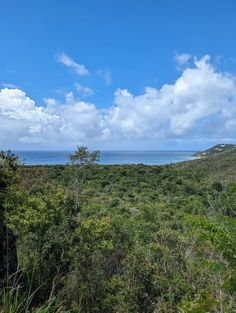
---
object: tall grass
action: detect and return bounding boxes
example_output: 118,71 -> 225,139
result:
0,272 -> 66,313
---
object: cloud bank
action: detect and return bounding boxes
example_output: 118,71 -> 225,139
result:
1,55 -> 236,149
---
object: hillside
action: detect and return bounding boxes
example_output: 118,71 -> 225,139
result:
193,143 -> 236,157
1,149 -> 236,312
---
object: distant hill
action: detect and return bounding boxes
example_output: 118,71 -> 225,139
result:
193,144 -> 236,157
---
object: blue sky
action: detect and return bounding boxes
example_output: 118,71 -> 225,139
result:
1,0 -> 236,150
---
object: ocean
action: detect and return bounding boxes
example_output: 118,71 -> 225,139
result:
13,150 -> 196,166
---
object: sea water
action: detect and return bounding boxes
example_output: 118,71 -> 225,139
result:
13,150 -> 196,165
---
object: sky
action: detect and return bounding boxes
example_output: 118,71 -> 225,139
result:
1,0 -> 236,150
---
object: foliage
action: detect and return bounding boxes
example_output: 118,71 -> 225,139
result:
1,147 -> 236,312
69,146 -> 100,165
0,151 -> 21,217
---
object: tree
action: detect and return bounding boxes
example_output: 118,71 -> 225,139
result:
69,146 -> 100,166
0,151 -> 20,282
68,147 -> 100,215
0,151 -> 21,217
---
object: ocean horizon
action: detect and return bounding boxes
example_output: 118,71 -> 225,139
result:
13,150 -> 197,166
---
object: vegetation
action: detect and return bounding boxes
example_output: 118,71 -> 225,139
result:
193,143 -> 236,157
1,146 -> 236,312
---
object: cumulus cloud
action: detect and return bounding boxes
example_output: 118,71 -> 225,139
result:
1,55 -> 236,148
74,83 -> 94,97
105,55 -> 236,140
0,88 -> 101,148
0,88 -> 56,147
57,52 -> 89,76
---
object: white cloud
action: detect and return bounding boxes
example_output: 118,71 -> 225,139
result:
0,88 -> 101,148
96,69 -> 112,85
0,88 -> 57,147
1,55 -> 236,149
74,83 -> 94,97
174,52 -> 191,68
104,56 -> 236,140
57,52 -> 89,76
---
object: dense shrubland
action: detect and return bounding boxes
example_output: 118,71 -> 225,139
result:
1,147 -> 236,312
